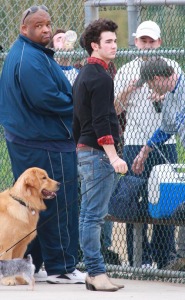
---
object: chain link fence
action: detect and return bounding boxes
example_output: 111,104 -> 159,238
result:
0,0 -> 185,283
0,0 -> 85,50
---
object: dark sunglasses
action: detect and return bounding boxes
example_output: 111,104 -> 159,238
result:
22,5 -> 48,24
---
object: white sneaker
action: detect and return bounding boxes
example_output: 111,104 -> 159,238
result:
47,269 -> 86,284
141,264 -> 152,269
34,269 -> 47,282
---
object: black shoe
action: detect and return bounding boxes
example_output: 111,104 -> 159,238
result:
102,248 -> 122,265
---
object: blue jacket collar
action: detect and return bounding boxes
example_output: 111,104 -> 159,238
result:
19,34 -> 54,57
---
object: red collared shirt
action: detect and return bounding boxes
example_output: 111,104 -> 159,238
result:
87,57 -> 109,70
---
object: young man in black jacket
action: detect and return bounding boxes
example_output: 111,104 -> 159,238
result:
73,18 -> 128,292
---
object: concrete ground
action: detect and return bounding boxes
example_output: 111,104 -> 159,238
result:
0,278 -> 185,300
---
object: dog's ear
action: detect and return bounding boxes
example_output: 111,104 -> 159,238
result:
24,170 -> 40,190
23,170 -> 40,197
24,176 -> 34,187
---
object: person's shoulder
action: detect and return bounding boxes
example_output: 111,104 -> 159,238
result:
162,57 -> 181,74
81,63 -> 108,77
7,36 -> 22,52
116,58 -> 140,75
23,44 -> 53,65
162,57 -> 178,65
19,36 -> 53,59
79,64 -> 112,86
3,38 -> 24,62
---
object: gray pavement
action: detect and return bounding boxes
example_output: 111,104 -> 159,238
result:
0,279 -> 185,300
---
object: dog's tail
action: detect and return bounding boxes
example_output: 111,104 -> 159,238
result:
26,254 -> 33,264
26,254 -> 36,274
25,254 -> 36,290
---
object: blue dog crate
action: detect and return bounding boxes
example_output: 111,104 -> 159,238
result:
148,164 -> 185,218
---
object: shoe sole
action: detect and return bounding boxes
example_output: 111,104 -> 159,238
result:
85,281 -> 118,291
47,279 -> 85,284
35,278 -> 47,282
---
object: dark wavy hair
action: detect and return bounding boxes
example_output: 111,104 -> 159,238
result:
83,18 -> 118,55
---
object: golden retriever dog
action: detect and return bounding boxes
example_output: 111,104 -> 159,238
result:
0,167 -> 60,286
0,167 -> 60,261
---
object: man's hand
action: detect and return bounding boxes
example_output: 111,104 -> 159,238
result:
102,144 -> 128,174
148,91 -> 165,102
132,145 -> 152,174
110,156 -> 128,174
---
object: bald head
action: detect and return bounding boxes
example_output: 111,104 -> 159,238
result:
21,5 -> 49,25
20,6 -> 52,46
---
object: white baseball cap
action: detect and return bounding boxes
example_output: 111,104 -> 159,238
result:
132,20 -> 161,40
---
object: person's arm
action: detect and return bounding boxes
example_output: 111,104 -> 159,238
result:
114,67 -> 129,115
92,75 -> 128,174
131,144 -> 153,174
147,128 -> 173,148
114,75 -> 139,115
114,86 -> 133,115
132,128 -> 173,174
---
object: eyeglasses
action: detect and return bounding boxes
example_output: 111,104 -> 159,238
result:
22,5 -> 48,24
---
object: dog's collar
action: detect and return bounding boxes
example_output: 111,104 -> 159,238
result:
9,193 -> 36,215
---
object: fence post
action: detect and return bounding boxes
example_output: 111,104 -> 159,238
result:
84,1 -> 99,27
127,0 -> 139,48
133,223 -> 143,267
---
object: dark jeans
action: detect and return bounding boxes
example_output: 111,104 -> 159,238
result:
6,141 -> 79,275
123,144 -> 177,268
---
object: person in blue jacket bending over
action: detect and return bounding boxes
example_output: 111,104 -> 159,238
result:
132,57 -> 185,271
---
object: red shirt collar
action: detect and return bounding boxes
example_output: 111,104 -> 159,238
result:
87,57 -> 108,70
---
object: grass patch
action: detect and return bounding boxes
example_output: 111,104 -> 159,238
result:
177,138 -> 185,164
0,129 -> 14,190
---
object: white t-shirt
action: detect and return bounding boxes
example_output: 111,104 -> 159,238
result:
114,57 -> 179,145
60,66 -> 79,86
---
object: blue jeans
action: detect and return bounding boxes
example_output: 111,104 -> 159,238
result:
77,148 -> 115,276
123,144 -> 177,268
101,221 -> 113,249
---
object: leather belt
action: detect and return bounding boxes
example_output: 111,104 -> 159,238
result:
77,146 -> 93,151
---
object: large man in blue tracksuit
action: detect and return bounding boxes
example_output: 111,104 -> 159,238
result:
0,5 -> 85,284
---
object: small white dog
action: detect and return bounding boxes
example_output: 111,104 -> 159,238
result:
0,254 -> 35,289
